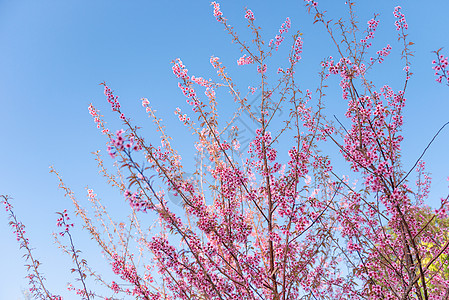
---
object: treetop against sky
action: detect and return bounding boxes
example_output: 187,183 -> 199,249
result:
1,0 -> 449,299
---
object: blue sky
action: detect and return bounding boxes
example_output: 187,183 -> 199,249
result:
1,1 -> 448,299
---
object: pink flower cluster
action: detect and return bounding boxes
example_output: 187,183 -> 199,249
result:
324,57 -> 366,99
249,128 -> 276,161
291,36 -> 303,63
177,82 -> 196,99
360,17 -> 379,48
245,9 -> 255,21
287,142 -> 310,178
347,239 -> 362,254
432,53 -> 449,85
367,17 -> 379,30
237,54 -> 254,66
124,189 -> 150,212
436,197 -> 449,219
257,64 -> 267,74
211,2 -> 223,21
107,129 -> 141,159
140,97 -> 153,116
205,87 -> 215,100
111,253 -> 152,298
88,104 -> 101,129
192,76 -> 217,100
172,59 -> 209,107
172,58 -> 189,80
341,85 -> 406,193
66,283 -> 89,298
415,161 -> 431,202
110,281 -> 120,293
87,91 -> 109,134
393,6 -> 408,31
56,209 -> 74,236
210,55 -> 220,69
174,107 -> 191,125
375,44 -> 392,63
102,82 -> 121,112
191,75 -> 211,87
86,189 -> 96,201
10,218 -> 26,242
269,17 -> 291,51
248,86 -> 257,94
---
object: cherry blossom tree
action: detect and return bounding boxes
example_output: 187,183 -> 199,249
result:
3,1 -> 449,299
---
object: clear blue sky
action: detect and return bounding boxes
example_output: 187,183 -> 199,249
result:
1,1 -> 448,299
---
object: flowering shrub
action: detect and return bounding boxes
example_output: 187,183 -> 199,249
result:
3,1 -> 449,300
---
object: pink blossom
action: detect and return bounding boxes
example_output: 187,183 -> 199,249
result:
237,54 -> 254,66
211,2 -> 223,20
245,9 -> 255,21
269,17 -> 291,51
